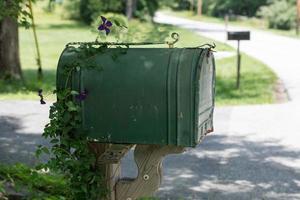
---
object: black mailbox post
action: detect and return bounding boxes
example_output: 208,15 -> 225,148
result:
227,31 -> 250,89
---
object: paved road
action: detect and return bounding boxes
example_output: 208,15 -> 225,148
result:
155,12 -> 300,101
0,101 -> 50,165
1,14 -> 300,200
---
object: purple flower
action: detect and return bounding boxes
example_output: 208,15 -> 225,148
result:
98,16 -> 112,35
76,89 -> 88,101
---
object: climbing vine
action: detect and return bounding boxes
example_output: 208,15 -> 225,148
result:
36,45 -> 112,199
35,16 -> 179,199
37,87 -> 107,199
35,16 -> 128,199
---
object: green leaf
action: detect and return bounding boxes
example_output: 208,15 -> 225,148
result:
66,101 -> 77,112
36,148 -> 42,158
50,139 -> 59,144
70,91 -> 79,95
42,147 -> 50,155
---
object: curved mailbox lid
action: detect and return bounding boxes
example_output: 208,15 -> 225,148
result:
57,47 -> 215,147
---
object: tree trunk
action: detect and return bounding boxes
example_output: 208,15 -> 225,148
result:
190,0 -> 194,12
197,0 -> 202,16
132,0 -> 137,13
0,16 -> 22,79
126,0 -> 133,20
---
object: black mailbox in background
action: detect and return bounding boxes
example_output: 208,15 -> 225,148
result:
227,31 -> 251,89
227,31 -> 250,41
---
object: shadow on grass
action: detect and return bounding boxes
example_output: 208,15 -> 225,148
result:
215,74 -> 275,105
216,78 -> 264,101
37,22 -> 89,30
121,134 -> 300,200
215,54 -> 277,105
0,69 -> 56,97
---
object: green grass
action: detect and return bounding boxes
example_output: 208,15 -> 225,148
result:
162,10 -> 300,39
0,2 -> 277,106
215,54 -> 277,106
0,163 -> 67,199
0,163 -> 158,199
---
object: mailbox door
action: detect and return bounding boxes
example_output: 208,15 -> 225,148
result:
194,51 -> 215,145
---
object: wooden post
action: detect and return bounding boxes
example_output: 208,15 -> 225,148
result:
236,40 -> 241,89
99,162 -> 120,200
116,145 -> 184,200
89,143 -> 184,200
197,0 -> 202,16
224,14 -> 229,32
88,143 -> 121,200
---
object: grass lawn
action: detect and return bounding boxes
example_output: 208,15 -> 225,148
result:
162,10 -> 300,39
216,54 -> 277,106
0,163 -> 157,199
0,3 -> 277,106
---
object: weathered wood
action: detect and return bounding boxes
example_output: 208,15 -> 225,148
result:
89,143 -> 133,165
88,143 -> 122,200
115,145 -> 184,200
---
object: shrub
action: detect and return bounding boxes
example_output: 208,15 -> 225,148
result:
0,163 -> 67,199
62,0 -> 124,24
62,0 -> 159,24
61,0 -> 80,20
210,0 -> 268,17
257,0 -> 297,30
172,0 -> 268,17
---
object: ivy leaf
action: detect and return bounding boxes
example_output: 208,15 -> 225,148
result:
35,163 -> 45,171
36,148 -> 42,158
66,101 -> 78,112
71,91 -> 79,95
113,19 -> 128,29
50,139 -> 59,144
42,147 -> 50,155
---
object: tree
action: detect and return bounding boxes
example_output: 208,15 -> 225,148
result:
0,0 -> 23,80
126,0 -> 133,20
197,0 -> 202,16
190,0 -> 194,12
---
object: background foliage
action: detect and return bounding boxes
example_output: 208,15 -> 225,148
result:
62,0 -> 159,24
170,0 -> 298,30
0,0 -> 32,28
171,0 -> 268,17
258,0 -> 297,30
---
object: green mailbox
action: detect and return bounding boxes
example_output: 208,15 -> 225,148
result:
57,45 -> 215,147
